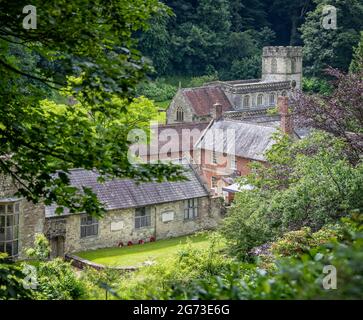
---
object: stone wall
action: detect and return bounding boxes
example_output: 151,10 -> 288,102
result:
56,196 -> 221,254
166,90 -> 195,124
0,174 -> 45,259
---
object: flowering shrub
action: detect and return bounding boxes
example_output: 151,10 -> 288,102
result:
138,240 -> 145,245
118,241 -> 124,247
127,241 -> 133,246
150,236 -> 156,242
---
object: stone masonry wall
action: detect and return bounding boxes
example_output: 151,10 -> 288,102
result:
61,196 -> 221,254
0,174 -> 45,259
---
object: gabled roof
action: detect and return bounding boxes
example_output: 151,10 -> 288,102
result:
181,86 -> 233,116
195,119 -> 277,161
45,164 -> 209,217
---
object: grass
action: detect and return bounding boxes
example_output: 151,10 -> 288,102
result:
76,233 -> 213,267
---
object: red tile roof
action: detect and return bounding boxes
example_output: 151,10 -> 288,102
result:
182,86 -> 233,116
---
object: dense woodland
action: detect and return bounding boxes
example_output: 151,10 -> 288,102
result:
0,0 -> 362,300
138,0 -> 362,79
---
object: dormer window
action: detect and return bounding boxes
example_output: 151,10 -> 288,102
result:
176,106 -> 184,122
0,200 -> 21,258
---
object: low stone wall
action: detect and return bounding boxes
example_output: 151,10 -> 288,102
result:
65,254 -> 138,272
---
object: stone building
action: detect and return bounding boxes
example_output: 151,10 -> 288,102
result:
0,163 -> 222,259
45,165 -> 220,256
0,173 -> 44,259
166,46 -> 302,125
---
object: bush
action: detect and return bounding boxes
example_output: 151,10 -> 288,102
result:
302,77 -> 332,95
30,258 -> 86,300
136,80 -> 177,102
169,214 -> 363,300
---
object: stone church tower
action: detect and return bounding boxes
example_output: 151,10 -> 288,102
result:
262,46 -> 303,90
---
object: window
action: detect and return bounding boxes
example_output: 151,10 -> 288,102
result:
80,215 -> 98,238
0,201 -> 20,257
282,91 -> 287,97
184,199 -> 199,220
230,156 -> 237,170
269,93 -> 276,106
291,58 -> 296,73
176,106 -> 184,122
243,95 -> 250,108
211,176 -> 217,188
135,207 -> 151,229
212,149 -> 217,164
257,94 -> 264,106
271,58 -> 277,73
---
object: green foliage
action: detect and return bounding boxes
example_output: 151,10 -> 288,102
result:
189,74 -> 219,87
221,131 -> 363,258
350,31 -> 363,74
270,225 -> 342,258
0,254 -> 34,300
168,214 -> 363,300
25,234 -> 51,261
0,0 -> 187,217
302,77 -> 333,95
301,0 -> 363,76
136,80 -> 177,102
30,258 -> 86,300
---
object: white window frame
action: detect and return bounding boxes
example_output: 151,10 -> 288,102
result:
0,200 -> 21,257
135,207 -> 151,229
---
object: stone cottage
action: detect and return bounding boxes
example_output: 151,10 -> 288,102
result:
166,46 -> 303,125
0,163 -> 222,259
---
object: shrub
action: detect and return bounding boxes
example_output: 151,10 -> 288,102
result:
136,80 -> 177,102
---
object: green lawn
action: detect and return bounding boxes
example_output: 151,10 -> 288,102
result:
76,233 -> 213,267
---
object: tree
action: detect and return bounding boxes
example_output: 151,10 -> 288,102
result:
350,31 -> 363,74
0,1 -> 185,216
301,0 -> 363,76
221,131 -> 363,258
293,67 -> 363,163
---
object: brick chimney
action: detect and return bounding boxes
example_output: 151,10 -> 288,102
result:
278,96 -> 293,135
211,102 -> 223,120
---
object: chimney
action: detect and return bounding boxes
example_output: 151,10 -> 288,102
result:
278,96 -> 293,135
211,102 -> 223,120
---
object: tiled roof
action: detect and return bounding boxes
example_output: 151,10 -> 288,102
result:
182,86 -> 233,116
195,119 -> 277,161
45,165 -> 209,217
139,122 -> 209,156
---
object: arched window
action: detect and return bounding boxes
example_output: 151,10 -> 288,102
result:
257,94 -> 264,107
269,93 -> 276,106
271,58 -> 277,73
281,91 -> 287,97
243,95 -> 250,108
176,106 -> 184,122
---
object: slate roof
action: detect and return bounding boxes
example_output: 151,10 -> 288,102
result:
181,86 -> 233,116
138,122 -> 209,156
195,119 -> 277,161
45,165 -> 209,218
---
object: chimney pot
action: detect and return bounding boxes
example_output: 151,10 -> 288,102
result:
212,102 -> 223,120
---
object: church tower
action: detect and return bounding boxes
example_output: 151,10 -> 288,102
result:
262,46 -> 303,90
